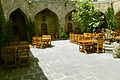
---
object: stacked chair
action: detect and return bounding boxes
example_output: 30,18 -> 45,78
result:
18,45 -> 30,66
4,47 -> 16,69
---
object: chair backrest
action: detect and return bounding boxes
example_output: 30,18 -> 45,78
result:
36,37 -> 42,43
77,34 -> 81,41
42,35 -> 51,40
32,37 -> 37,44
97,38 -> 103,47
83,33 -> 88,37
3,46 -> 16,58
9,42 -> 17,46
96,34 -> 100,38
87,33 -> 92,37
78,35 -> 84,41
18,45 -> 30,56
74,34 -> 78,40
84,37 -> 91,40
17,41 -> 28,45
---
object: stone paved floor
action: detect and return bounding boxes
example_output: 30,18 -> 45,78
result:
31,40 -> 120,80
0,51 -> 48,80
1,40 -> 120,80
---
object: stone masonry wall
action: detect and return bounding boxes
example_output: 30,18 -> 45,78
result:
1,0 -> 120,34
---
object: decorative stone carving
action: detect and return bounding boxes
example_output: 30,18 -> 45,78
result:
113,42 -> 120,58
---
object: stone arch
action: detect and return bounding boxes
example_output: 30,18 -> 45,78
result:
10,8 -> 28,41
34,8 -> 60,21
8,7 -> 28,20
34,8 -> 60,36
65,10 -> 78,35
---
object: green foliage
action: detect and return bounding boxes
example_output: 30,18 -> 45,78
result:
26,18 -> 36,42
72,0 -> 105,33
72,0 -> 94,32
89,10 -> 105,28
105,7 -> 116,30
60,27 -> 67,40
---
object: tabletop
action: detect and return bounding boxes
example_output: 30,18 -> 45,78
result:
79,39 -> 97,43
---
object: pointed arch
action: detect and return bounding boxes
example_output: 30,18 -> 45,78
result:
8,7 -> 28,20
9,8 -> 28,41
34,8 -> 60,20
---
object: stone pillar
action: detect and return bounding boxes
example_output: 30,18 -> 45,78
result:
58,17 -> 66,39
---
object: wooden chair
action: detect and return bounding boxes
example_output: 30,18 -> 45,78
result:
69,33 -> 72,42
9,42 -> 17,46
94,38 -> 104,54
48,33 -> 54,39
18,45 -> 30,66
54,32 -> 58,39
77,34 -> 81,44
3,47 -> 16,68
42,35 -> 51,46
36,37 -> 45,48
78,35 -> 84,47
74,34 -> 78,44
32,37 -> 37,48
71,34 -> 75,43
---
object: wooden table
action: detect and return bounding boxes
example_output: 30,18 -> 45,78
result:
42,38 -> 51,47
79,39 -> 97,54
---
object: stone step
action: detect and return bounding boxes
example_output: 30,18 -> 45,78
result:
103,44 -> 113,48
104,47 -> 113,51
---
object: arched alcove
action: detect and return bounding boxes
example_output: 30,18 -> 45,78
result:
34,8 -> 59,36
10,8 -> 27,41
65,10 -> 78,35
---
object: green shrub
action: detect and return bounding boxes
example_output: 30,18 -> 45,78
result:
60,27 -> 67,40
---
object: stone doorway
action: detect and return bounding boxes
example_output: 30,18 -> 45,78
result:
67,23 -> 73,33
41,23 -> 47,35
10,8 -> 27,41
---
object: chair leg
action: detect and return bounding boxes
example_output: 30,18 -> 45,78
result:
97,47 -> 99,54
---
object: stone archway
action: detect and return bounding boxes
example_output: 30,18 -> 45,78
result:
10,8 -> 27,41
34,8 -> 59,36
65,10 -> 79,35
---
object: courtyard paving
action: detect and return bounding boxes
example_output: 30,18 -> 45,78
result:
0,40 -> 120,80
31,40 -> 120,80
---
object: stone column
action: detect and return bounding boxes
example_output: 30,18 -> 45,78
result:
58,17 -> 66,39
